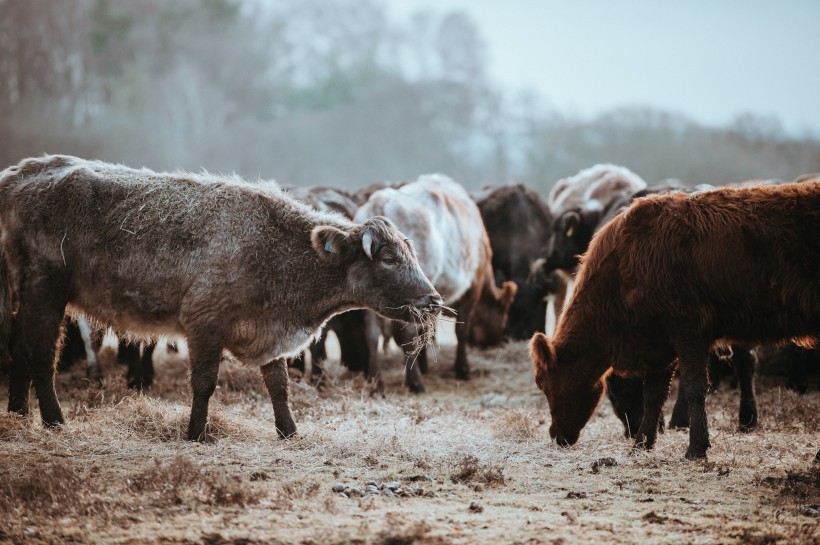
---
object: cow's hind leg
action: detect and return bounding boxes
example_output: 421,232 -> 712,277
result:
11,300 -> 66,426
734,346 -> 758,431
605,374 -> 644,438
677,340 -> 712,460
186,334 -> 225,442
261,358 -> 296,439
634,371 -> 673,450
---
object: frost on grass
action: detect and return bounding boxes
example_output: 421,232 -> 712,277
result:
105,396 -> 254,442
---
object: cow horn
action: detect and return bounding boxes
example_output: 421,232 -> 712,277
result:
362,229 -> 374,260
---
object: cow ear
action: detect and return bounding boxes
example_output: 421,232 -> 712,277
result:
562,211 -> 581,238
530,332 -> 555,371
501,280 -> 518,307
311,225 -> 350,264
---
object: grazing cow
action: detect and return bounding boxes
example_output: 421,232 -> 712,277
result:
0,155 -> 442,441
470,184 -> 554,343
531,181 -> 820,459
355,174 -> 517,393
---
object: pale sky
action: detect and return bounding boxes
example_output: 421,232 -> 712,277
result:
388,0 -> 820,136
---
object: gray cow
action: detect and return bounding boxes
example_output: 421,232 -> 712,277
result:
0,155 -> 442,441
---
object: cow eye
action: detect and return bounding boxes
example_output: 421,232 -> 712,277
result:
381,253 -> 399,267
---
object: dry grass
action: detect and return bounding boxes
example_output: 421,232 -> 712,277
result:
0,330 -> 818,544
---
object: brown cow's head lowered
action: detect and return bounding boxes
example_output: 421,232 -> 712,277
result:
530,332 -> 605,446
312,216 -> 443,324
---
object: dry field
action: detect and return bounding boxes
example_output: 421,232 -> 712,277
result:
0,328 -> 818,545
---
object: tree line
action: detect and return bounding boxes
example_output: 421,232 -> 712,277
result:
1,0 -> 818,192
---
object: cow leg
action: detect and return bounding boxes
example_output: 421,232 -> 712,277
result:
668,384 -> 689,429
261,358 -> 296,439
734,346 -> 758,431
677,341 -> 711,460
308,329 -> 327,380
393,321 -> 425,393
77,317 -> 102,383
363,310 -> 384,394
125,342 -> 151,390
786,346 -> 809,394
186,336 -> 224,442
133,342 -> 155,389
454,284 -> 481,381
7,356 -> 32,417
11,298 -> 66,427
634,371 -> 673,450
605,374 -> 644,438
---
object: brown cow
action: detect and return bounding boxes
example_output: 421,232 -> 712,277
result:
531,181 -> 820,459
0,155 -> 442,441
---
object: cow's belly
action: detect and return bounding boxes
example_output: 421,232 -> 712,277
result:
226,318 -> 323,366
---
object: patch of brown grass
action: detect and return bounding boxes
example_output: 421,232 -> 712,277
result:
0,461 -> 85,516
492,407 -> 539,442
128,456 -> 261,507
450,454 -> 505,487
68,376 -> 134,417
107,396 -> 245,442
0,412 -> 29,440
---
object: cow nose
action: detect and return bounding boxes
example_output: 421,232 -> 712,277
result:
413,293 -> 444,310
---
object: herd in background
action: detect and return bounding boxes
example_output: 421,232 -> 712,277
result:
12,156 -> 819,456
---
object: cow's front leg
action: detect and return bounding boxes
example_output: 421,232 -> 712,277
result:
186,336 -> 225,442
262,358 -> 297,438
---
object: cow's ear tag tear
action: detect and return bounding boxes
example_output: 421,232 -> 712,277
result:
324,240 -> 337,254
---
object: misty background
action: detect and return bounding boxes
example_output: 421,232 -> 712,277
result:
2,0 -> 819,193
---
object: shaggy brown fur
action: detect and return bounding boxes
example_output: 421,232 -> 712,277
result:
532,181 -> 820,459
0,155 -> 441,441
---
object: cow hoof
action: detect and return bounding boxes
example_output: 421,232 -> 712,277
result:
632,435 -> 655,451
86,365 -> 103,384
684,448 -> 707,461
668,417 -> 689,429
455,369 -> 470,381
42,417 -> 66,429
187,422 -> 215,443
276,420 -> 297,439
738,421 -> 758,432
127,377 -> 152,390
738,408 -> 758,432
407,382 -> 426,394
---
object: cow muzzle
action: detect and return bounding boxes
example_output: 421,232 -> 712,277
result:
411,293 -> 445,313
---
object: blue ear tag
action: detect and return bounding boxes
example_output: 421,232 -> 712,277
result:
324,240 -> 337,254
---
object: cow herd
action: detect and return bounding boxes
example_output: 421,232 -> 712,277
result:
0,155 -> 817,461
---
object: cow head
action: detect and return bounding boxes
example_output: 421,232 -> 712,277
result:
530,332 -> 604,446
312,216 -> 443,324
543,204 -> 602,272
468,277 -> 518,347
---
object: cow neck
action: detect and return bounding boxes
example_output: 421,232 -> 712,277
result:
553,290 -> 612,381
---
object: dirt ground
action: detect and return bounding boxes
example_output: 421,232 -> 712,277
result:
0,327 -> 818,545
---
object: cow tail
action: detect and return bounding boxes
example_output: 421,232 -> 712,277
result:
0,248 -> 12,374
